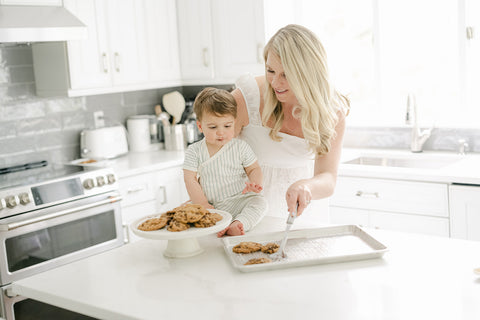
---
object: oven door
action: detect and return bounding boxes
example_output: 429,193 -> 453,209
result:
0,191 -> 124,286
1,284 -> 97,320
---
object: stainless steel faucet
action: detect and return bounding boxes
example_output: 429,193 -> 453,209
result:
405,94 -> 432,153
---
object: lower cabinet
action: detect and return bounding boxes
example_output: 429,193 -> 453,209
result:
449,184 -> 480,241
118,166 -> 189,243
330,176 -> 450,237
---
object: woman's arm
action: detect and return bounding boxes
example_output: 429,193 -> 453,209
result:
232,75 -> 265,137
285,112 -> 346,215
183,169 -> 213,209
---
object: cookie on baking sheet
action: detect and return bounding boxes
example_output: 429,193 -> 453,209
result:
261,243 -> 280,254
244,257 -> 272,265
137,216 -> 169,231
232,241 -> 262,254
167,220 -> 190,232
193,214 -> 216,228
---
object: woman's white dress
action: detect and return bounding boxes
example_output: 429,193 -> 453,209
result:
236,74 -> 329,223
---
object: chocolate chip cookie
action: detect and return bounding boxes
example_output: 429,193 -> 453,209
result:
261,243 -> 280,254
232,242 -> 262,254
244,257 -> 272,265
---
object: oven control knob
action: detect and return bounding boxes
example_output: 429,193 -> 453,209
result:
19,193 -> 30,205
5,195 -> 17,208
96,176 -> 106,187
83,178 -> 95,190
107,174 -> 116,184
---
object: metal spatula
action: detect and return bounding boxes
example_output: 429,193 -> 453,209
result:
271,204 -> 298,260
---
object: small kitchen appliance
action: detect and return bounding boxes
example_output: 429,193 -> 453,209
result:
80,125 -> 128,159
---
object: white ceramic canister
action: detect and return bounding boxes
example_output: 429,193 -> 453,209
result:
127,116 -> 151,152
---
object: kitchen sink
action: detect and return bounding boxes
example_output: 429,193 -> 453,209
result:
343,155 -> 461,169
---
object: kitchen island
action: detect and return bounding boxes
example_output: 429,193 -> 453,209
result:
11,217 -> 480,320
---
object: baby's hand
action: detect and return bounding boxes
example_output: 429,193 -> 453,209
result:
242,182 -> 263,194
217,220 -> 245,237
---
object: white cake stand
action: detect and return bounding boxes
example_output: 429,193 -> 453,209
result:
130,209 -> 232,258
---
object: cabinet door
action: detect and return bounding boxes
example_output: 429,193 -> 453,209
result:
370,211 -> 450,237
154,167 -> 189,212
176,0 -> 214,81
211,0 -> 265,80
145,0 -> 181,83
64,0 -> 111,89
330,206 -> 370,227
107,0 -> 149,86
449,185 -> 480,241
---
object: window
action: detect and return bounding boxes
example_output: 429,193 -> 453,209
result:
264,0 -> 478,128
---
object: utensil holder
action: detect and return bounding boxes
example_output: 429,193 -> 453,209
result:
164,124 -> 186,151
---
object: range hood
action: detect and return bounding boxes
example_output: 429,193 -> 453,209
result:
0,5 -> 87,43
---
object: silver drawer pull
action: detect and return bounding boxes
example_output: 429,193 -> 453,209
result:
127,186 -> 145,194
355,191 -> 379,198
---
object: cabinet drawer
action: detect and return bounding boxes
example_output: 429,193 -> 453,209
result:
118,173 -> 156,207
370,211 -> 449,237
331,177 -> 448,217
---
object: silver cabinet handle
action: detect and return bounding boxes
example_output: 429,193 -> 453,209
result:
158,186 -> 167,205
257,43 -> 263,63
355,191 -> 379,198
101,52 -> 108,73
202,48 -> 209,67
127,186 -> 145,194
114,52 -> 120,72
122,223 -> 130,244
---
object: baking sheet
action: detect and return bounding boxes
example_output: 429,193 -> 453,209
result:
222,225 -> 388,272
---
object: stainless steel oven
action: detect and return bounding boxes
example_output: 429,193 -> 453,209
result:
0,167 -> 124,320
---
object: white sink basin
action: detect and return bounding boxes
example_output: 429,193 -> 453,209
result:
343,155 -> 461,169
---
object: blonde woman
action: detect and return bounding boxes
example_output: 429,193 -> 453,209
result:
233,24 -> 350,222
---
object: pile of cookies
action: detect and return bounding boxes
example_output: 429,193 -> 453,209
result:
232,241 -> 280,265
137,203 -> 223,232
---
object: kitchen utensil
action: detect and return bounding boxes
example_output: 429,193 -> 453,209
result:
80,125 -> 128,159
223,225 -> 388,272
154,104 -> 162,116
162,91 -> 185,124
270,204 -> 298,260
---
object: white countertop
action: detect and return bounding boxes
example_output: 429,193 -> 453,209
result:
339,148 -> 480,184
11,217 -> 480,320
95,149 -> 185,178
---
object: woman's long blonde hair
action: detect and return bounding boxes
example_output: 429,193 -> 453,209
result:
262,24 -> 350,155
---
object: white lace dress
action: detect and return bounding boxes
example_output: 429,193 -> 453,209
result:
236,74 -> 329,223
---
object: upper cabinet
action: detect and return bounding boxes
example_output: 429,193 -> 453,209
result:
176,0 -> 265,85
32,0 -> 181,97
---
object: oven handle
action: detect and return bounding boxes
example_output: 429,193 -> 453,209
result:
4,195 -> 123,231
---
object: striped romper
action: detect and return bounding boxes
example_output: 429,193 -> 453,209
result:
183,138 -> 267,231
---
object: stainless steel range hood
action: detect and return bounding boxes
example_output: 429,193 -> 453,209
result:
0,5 -> 87,43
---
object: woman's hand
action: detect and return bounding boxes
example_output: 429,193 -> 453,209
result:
285,180 -> 312,216
242,182 -> 263,194
217,220 -> 245,237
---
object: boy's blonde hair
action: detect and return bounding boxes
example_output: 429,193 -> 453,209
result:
193,87 -> 237,121
262,24 -> 350,155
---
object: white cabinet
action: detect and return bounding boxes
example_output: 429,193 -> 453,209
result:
449,185 -> 480,241
330,177 -> 450,237
31,0 -> 181,97
119,166 -> 189,243
176,0 -> 265,84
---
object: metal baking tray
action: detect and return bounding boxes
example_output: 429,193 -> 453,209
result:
222,225 -> 388,272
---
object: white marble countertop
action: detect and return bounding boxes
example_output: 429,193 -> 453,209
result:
91,149 -> 185,178
339,148 -> 480,184
11,217 -> 480,320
